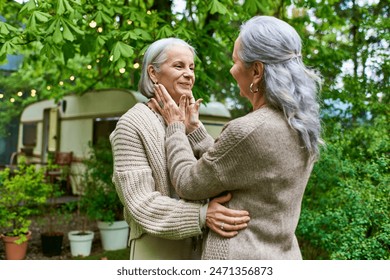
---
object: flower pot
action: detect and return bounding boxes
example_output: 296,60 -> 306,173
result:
41,232 -> 64,257
97,220 -> 129,251
1,231 -> 32,260
68,230 -> 94,257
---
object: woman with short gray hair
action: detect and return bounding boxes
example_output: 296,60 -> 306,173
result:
153,16 -> 323,259
110,37 -> 250,260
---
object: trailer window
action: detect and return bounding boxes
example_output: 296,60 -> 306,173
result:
22,123 -> 37,147
93,117 -> 118,145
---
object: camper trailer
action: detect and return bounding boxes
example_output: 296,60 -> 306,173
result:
17,88 -> 231,194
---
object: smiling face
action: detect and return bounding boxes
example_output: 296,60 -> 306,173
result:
149,45 -> 195,103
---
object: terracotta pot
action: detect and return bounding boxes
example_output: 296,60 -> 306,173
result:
1,231 -> 32,260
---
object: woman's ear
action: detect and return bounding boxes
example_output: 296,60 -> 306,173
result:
252,61 -> 264,83
147,65 -> 157,84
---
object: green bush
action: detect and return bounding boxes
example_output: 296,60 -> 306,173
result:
297,118 -> 389,260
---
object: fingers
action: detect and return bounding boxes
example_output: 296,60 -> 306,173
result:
211,192 -> 232,204
206,217 -> 248,238
178,95 -> 186,115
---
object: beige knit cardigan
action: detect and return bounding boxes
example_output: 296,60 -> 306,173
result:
109,103 -> 204,243
166,106 -> 314,259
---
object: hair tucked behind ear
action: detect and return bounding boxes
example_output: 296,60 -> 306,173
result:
239,16 -> 323,158
138,38 -> 196,98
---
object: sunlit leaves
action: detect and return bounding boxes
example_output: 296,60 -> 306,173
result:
111,41 -> 134,62
208,0 -> 228,15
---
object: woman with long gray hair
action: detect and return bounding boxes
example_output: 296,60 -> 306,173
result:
153,16 -> 323,259
110,38 -> 250,260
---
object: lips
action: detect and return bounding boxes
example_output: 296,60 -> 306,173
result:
179,83 -> 192,89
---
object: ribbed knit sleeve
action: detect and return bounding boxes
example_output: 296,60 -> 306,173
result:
187,124 -> 214,158
110,104 -> 203,240
165,122 -> 226,200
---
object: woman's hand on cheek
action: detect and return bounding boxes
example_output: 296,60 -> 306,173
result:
151,84 -> 186,125
185,97 -> 202,134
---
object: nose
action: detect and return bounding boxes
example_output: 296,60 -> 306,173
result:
183,68 -> 194,78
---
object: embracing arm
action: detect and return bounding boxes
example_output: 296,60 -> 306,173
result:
110,114 -> 203,240
165,122 -> 233,200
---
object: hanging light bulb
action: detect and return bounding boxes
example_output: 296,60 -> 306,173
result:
89,20 -> 97,28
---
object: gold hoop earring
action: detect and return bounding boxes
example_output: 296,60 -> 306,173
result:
250,83 -> 259,93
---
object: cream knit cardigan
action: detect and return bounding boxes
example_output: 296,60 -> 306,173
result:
166,106 -> 314,259
110,103 -> 204,243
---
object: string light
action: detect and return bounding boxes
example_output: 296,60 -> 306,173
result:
119,68 -> 126,74
127,20 -> 132,25
133,63 -> 140,69
147,10 -> 151,15
0,93 -> 3,99
17,91 -> 23,97
69,76 -> 75,81
59,81 -> 64,86
47,86 -> 51,90
89,20 -> 97,28
97,27 -> 103,33
87,65 -> 92,70
10,98 -> 15,103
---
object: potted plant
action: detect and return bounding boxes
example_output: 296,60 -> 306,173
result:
0,157 -> 52,260
67,182 -> 94,258
81,139 -> 128,251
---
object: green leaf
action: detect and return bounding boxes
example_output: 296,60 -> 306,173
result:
117,58 -> 126,69
118,42 -> 133,58
62,22 -> 75,41
57,0 -> 66,15
208,0 -> 228,15
0,41 -> 16,56
156,25 -> 174,38
63,18 -> 84,35
111,41 -> 134,62
20,0 -> 37,13
63,0 -> 75,13
34,11 -> 52,23
0,22 -> 18,36
53,22 -> 63,44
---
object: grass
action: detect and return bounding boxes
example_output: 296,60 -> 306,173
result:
72,247 -> 130,260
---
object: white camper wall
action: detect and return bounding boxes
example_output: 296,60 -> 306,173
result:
59,119 -> 93,159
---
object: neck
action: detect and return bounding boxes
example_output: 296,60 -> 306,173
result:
251,92 -> 266,111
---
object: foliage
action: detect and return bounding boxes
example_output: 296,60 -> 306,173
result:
0,157 -> 52,243
36,161 -> 72,234
80,139 -> 123,223
0,0 -> 388,258
297,117 -> 390,260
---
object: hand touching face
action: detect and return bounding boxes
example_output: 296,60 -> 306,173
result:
149,45 -> 195,104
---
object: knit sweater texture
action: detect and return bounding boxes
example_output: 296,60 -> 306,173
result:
165,106 -> 314,259
109,103 -> 204,244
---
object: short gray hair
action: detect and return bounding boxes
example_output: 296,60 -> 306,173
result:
138,38 -> 196,98
239,16 -> 323,158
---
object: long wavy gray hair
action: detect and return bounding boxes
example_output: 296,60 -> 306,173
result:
239,16 -> 323,158
138,38 -> 196,98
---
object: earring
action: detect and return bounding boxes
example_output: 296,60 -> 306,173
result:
250,83 -> 259,93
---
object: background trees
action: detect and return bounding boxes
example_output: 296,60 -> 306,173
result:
0,0 -> 388,259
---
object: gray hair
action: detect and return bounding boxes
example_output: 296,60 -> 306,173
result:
239,16 -> 323,158
138,38 -> 196,98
